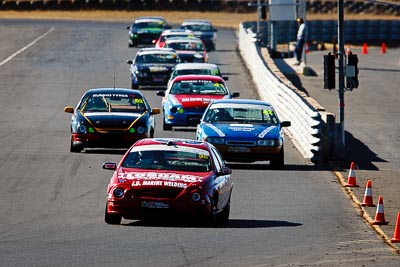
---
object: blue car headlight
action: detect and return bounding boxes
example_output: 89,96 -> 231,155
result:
135,70 -> 148,77
136,126 -> 146,134
206,137 -> 225,145
77,123 -> 87,134
257,140 -> 276,146
170,106 -> 184,114
129,126 -> 146,134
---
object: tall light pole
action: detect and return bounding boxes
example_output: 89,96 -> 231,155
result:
338,0 -> 345,148
248,0 -> 265,38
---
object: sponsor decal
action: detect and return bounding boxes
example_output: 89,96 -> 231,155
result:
119,172 -> 203,182
129,144 -> 210,156
149,66 -> 168,72
131,179 -> 188,188
181,97 -> 213,103
141,201 -> 169,209
205,123 -> 225,137
229,124 -> 255,132
180,80 -> 213,84
92,93 -> 130,98
258,126 -> 276,138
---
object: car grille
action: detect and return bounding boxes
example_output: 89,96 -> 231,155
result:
226,140 -> 256,146
137,33 -> 159,43
134,187 -> 183,199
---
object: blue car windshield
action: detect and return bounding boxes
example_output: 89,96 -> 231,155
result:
136,53 -> 179,64
204,104 -> 278,124
182,24 -> 212,32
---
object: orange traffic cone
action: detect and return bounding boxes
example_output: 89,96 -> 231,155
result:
381,42 -> 387,54
373,196 -> 388,225
362,43 -> 368,54
346,44 -> 352,55
361,180 -> 375,207
390,212 -> 400,243
345,162 -> 359,187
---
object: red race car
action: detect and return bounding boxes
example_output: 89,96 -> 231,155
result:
103,138 -> 233,225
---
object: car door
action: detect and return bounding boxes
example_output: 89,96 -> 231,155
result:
210,146 -> 232,211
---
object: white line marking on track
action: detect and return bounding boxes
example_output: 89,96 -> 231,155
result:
0,27 -> 54,67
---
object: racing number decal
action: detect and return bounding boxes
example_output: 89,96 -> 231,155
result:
263,109 -> 274,115
198,154 -> 209,159
133,98 -> 144,104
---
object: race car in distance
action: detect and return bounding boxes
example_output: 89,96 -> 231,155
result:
196,99 -> 291,169
126,16 -> 171,47
156,75 -> 240,131
163,36 -> 208,63
103,138 -> 233,225
153,29 -> 194,48
180,19 -> 217,51
169,63 -> 229,86
126,48 -> 181,89
64,88 -> 160,152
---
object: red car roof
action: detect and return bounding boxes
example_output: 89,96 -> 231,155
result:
132,138 -> 210,151
172,75 -> 225,83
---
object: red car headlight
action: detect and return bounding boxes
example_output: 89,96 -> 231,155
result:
113,187 -> 125,198
191,191 -> 202,202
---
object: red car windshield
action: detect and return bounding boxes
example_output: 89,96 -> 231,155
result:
165,41 -> 205,51
122,149 -> 211,172
170,80 -> 227,95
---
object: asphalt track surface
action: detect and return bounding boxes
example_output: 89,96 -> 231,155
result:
274,46 -> 400,248
0,19 -> 399,266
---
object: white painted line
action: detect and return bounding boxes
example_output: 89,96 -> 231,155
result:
0,27 -> 54,67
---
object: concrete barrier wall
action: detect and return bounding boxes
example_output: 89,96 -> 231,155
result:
238,23 -> 322,163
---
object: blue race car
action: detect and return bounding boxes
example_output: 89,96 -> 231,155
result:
196,99 -> 291,169
180,19 -> 217,51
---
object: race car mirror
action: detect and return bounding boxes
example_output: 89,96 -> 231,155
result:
102,162 -> 117,170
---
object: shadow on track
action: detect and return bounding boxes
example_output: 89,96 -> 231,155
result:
332,131 -> 387,171
227,162 -> 331,171
122,218 -> 302,229
83,148 -> 128,155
